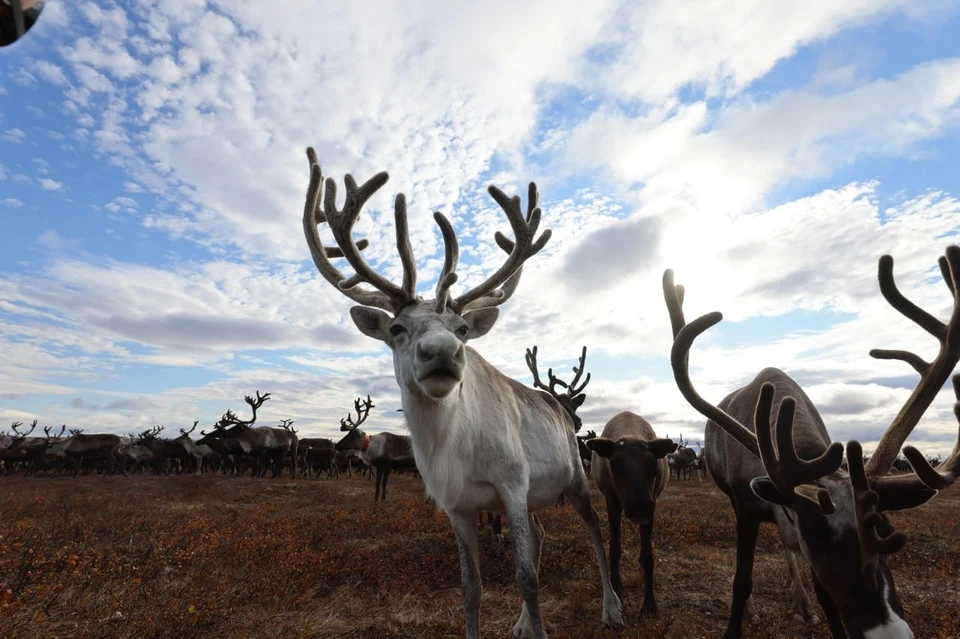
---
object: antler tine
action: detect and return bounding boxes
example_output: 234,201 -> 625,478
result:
664,271 -> 762,456
453,182 -> 552,313
892,371 -> 960,491
753,385 -> 843,512
847,440 -> 908,591
567,346 -> 592,396
866,246 -> 960,479
181,420 -> 199,436
525,346 -> 552,394
433,212 -> 460,314
301,148 -> 414,314
56,425 -> 66,439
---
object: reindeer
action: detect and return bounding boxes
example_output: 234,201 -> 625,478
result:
298,148 -> 622,638
337,396 -> 416,500
214,391 -> 299,479
583,320 -> 680,617
663,244 -> 960,639
47,431 -> 124,477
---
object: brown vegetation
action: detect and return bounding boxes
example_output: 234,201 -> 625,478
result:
1,474 -> 957,638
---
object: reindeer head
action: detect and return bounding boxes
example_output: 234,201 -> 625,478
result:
664,245 -> 960,636
9,420 -> 37,448
279,418 -> 297,435
336,396 -> 374,451
587,435 -> 677,524
301,149 -> 551,401
217,391 -> 270,434
525,345 -> 592,430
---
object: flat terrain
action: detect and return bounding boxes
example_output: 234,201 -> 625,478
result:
1,472 -> 958,638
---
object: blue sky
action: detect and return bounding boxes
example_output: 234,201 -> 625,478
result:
1,0 -> 959,452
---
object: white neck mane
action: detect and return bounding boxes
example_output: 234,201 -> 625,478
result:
400,370 -> 477,511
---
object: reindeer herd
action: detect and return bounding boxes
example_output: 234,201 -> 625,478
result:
3,148 -> 958,639
295,147 -> 959,639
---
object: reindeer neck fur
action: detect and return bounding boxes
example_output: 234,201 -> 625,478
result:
397,350 -> 479,512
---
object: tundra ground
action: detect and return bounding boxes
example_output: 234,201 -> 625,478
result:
1,473 -> 958,638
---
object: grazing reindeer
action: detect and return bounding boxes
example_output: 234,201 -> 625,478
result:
338,396 -> 416,500
663,244 -> 960,639
215,391 -> 299,479
298,148 -> 622,638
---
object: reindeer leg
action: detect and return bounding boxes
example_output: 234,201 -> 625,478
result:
640,518 -> 658,617
565,478 -> 624,628
725,511 -> 761,639
605,495 -> 625,604
785,549 -> 818,624
448,510 -> 482,639
380,465 -> 390,501
504,498 -> 546,639
512,513 -> 545,638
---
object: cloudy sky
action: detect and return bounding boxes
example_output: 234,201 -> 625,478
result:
1,0 -> 959,455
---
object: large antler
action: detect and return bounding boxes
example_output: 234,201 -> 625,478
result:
525,345 -> 592,417
219,390 -> 271,428
11,420 -> 36,439
865,246 -> 960,490
449,183 -> 551,313
279,418 -> 297,434
663,269 -> 844,511
341,395 -> 375,432
180,420 -> 199,437
302,148 -> 416,313
44,425 -> 66,440
68,428 -> 83,436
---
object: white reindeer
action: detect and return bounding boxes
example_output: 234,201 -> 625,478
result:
298,148 -> 622,639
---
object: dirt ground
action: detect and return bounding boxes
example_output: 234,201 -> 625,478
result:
1,472 -> 958,638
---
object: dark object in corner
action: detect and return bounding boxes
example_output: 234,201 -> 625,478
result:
1,0 -> 45,47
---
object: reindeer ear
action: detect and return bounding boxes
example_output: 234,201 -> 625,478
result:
463,308 -> 499,339
586,437 -> 617,458
350,306 -> 392,342
571,394 -> 587,409
750,477 -> 792,506
649,438 -> 679,459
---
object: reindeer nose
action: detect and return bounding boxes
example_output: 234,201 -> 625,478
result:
416,332 -> 464,364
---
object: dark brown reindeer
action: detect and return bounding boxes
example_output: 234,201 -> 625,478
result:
47,430 -> 124,477
296,418 -> 338,478
663,245 -> 960,639
338,396 -> 416,501
214,391 -> 299,479
583,323 -> 679,617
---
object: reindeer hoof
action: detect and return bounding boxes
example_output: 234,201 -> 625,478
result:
749,614 -> 760,624
808,615 -> 820,625
602,596 -> 624,627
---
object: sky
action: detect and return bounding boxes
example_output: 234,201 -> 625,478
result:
0,0 -> 959,456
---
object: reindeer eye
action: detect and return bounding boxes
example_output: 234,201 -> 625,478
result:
456,326 -> 469,337
390,324 -> 407,337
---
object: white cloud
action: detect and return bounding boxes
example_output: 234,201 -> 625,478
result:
39,178 -> 64,191
1,198 -> 24,207
35,61 -> 70,86
3,129 -> 27,143
587,0 -> 938,102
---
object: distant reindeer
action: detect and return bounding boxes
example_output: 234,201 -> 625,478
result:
670,434 -> 698,480
338,396 -> 416,501
47,430 -> 124,478
213,391 -> 299,479
663,244 -> 960,639
298,148 -> 622,638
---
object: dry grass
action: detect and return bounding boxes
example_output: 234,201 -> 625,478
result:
1,473 -> 958,638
